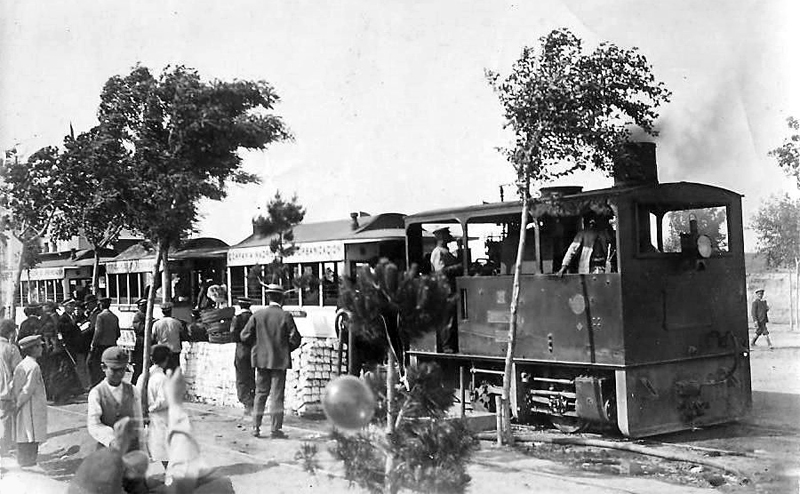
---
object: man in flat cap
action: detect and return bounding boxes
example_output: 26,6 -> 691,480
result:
13,335 -> 47,467
88,297 -> 121,386
152,302 -> 184,371
241,284 -> 301,438
231,297 -> 256,421
87,346 -> 144,453
751,288 -> 773,349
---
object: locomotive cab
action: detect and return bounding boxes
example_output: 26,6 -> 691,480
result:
405,168 -> 751,437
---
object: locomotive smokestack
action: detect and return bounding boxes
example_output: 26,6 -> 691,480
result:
612,142 -> 658,187
350,212 -> 360,230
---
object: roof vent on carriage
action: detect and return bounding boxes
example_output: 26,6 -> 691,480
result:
612,141 -> 658,187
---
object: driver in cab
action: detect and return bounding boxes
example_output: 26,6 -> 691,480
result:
557,213 -> 615,276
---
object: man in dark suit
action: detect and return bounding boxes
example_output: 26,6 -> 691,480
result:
130,299 -> 148,384
230,297 -> 255,421
58,299 -> 89,390
88,297 -> 120,386
17,303 -> 43,340
241,285 -> 301,439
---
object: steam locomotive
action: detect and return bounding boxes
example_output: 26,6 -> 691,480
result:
404,143 -> 751,438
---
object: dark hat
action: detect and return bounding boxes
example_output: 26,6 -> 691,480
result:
237,297 -> 255,306
43,300 -> 59,310
136,298 -> 148,307
160,302 -> 174,311
264,284 -> 285,294
101,346 -> 129,369
84,294 -> 98,303
63,298 -> 77,306
19,334 -> 43,349
755,288 -> 765,293
432,227 -> 454,241
25,302 -> 42,310
98,297 -> 111,303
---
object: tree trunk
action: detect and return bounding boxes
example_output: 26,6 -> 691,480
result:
91,247 -> 101,297
140,243 -> 166,416
162,246 -> 172,304
9,242 -> 26,321
795,257 -> 799,331
384,344 -> 397,494
502,175 -> 531,445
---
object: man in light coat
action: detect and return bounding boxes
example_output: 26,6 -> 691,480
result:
0,319 -> 22,458
241,284 -> 301,439
13,335 -> 47,467
152,302 -> 184,371
557,214 -> 615,275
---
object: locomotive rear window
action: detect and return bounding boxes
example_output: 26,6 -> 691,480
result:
638,204 -> 729,255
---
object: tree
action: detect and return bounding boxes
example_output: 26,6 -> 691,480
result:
0,147 -> 66,319
769,117 -> 800,189
96,64 -> 291,409
486,28 -> 671,441
249,191 -> 306,292
334,261 -> 467,494
752,195 -> 800,269
768,116 -> 800,330
50,126 -> 132,296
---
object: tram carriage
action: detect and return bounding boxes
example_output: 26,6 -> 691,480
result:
404,143 -> 752,438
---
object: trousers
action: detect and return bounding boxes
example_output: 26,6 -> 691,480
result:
234,344 -> 255,411
0,400 -> 14,456
16,442 -> 38,467
253,369 -> 286,433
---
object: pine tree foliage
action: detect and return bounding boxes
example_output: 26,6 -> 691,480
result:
248,191 -> 306,288
338,260 -> 455,344
330,363 -> 479,494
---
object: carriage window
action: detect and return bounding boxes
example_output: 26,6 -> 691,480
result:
322,261 -> 342,306
638,204 -> 729,255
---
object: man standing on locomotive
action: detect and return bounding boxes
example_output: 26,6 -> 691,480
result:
431,227 -> 461,353
751,288 -> 773,349
557,213 -> 615,275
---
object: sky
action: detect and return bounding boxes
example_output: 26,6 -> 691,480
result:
1,0 -> 798,251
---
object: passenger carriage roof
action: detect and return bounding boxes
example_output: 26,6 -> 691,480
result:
230,212 -> 408,249
405,181 -> 742,225
110,237 -> 230,263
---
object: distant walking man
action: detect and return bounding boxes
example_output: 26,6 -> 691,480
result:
230,297 -> 255,420
152,302 -> 183,370
751,288 -> 773,349
89,297 -> 121,386
241,285 -> 301,439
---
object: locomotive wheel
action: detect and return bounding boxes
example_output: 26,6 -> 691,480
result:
551,416 -> 589,434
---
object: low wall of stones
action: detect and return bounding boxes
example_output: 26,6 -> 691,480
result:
180,337 -> 346,416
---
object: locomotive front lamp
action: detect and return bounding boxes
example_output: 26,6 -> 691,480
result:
697,235 -> 713,258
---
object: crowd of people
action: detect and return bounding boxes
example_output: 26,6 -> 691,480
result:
0,281 -> 302,492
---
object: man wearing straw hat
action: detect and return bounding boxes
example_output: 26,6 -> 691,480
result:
241,284 -> 301,438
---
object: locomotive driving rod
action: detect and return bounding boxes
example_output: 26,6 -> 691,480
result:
475,431 -> 749,484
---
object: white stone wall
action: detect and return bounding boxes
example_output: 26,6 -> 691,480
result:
180,337 -> 346,416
